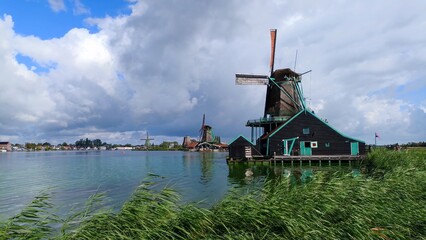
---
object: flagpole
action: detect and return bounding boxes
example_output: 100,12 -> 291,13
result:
374,132 -> 379,146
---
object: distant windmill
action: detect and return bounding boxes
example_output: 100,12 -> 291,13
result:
141,132 -> 154,149
198,114 -> 214,143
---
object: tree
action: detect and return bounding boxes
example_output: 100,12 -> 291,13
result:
84,138 -> 92,148
93,139 -> 102,148
75,138 -> 107,149
25,142 -> 36,150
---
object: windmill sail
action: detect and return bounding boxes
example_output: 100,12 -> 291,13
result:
141,132 -> 154,148
199,114 -> 205,141
235,74 -> 268,85
269,29 -> 277,76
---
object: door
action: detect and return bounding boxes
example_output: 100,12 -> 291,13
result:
350,142 -> 359,155
300,141 -> 312,156
244,146 -> 252,158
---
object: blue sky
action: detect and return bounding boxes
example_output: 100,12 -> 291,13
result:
0,0 -> 425,145
0,0 -> 130,38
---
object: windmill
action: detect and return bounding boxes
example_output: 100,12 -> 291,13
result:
235,29 -> 311,141
141,132 -> 154,149
229,29 -> 366,160
198,114 -> 214,143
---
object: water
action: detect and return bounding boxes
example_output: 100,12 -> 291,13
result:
0,151 -> 357,221
0,151 -> 232,219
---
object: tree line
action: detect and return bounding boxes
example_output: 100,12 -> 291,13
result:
22,138 -> 109,150
74,138 -> 104,148
403,141 -> 426,147
20,138 -> 182,151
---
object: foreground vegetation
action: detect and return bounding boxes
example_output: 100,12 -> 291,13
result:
1,149 -> 425,239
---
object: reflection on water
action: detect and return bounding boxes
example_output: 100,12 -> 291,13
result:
200,152 -> 214,183
228,163 -> 359,187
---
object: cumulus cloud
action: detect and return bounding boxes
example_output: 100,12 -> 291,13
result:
72,0 -> 90,15
47,0 -> 66,12
1,0 -> 426,145
0,16 -> 55,133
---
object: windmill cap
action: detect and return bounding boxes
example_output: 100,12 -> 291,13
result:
271,68 -> 299,79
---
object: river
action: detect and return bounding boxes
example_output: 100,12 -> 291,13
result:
0,150 -> 351,221
1,151 -> 236,220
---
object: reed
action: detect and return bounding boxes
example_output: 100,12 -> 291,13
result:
0,191 -> 56,240
0,149 -> 425,239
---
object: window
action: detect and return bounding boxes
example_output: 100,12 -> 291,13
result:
304,141 -> 311,148
303,128 -> 310,134
325,142 -> 330,148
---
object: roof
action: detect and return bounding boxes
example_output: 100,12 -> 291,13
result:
271,68 -> 300,80
260,111 -> 304,140
185,141 -> 198,149
228,135 -> 254,145
267,110 -> 365,143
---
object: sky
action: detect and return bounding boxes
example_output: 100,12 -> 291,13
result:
0,0 -> 425,145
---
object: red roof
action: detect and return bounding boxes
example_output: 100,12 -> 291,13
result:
185,141 -> 198,149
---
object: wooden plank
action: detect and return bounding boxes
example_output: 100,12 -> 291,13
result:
227,154 -> 365,163
235,74 -> 268,85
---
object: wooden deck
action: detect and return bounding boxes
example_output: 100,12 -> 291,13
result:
227,154 -> 365,167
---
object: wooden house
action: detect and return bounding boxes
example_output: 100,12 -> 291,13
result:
258,110 -> 365,157
228,135 -> 260,160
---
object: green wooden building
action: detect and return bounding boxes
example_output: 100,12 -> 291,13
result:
228,29 -> 365,160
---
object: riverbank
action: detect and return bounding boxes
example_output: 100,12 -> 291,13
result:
1,149 -> 425,239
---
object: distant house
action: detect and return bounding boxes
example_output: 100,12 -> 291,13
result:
61,145 -> 72,150
115,146 -> 133,150
182,136 -> 199,150
0,142 -> 12,152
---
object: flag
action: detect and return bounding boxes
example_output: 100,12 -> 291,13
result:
375,132 -> 380,138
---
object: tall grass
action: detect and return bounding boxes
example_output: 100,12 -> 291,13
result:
0,149 -> 425,239
365,148 -> 426,171
0,191 -> 56,239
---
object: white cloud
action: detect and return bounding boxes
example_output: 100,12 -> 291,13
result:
72,0 -> 90,15
47,0 -> 66,12
421,102 -> 426,114
0,15 -> 55,132
354,96 -> 410,127
1,0 -> 426,145
283,14 -> 304,28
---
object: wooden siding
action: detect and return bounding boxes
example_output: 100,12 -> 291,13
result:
263,111 -> 365,156
264,69 -> 301,118
228,136 -> 259,159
